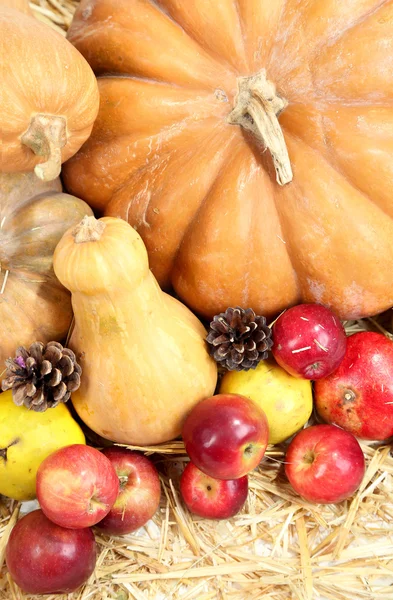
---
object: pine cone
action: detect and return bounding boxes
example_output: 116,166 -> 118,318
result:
206,307 -> 273,371
2,341 -> 82,412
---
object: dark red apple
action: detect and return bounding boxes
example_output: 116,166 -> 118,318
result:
285,424 -> 365,504
272,303 -> 347,379
180,462 -> 248,519
36,444 -> 119,529
6,509 -> 96,594
95,447 -> 161,535
182,393 -> 269,480
314,331 -> 393,440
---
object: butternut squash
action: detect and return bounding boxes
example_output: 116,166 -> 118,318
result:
53,216 -> 217,445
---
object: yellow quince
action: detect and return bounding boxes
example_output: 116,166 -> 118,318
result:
219,358 -> 313,444
0,390 -> 85,500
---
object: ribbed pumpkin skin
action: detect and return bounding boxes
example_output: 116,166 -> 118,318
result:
53,216 -> 217,446
63,0 -> 393,320
0,5 -> 99,176
0,172 -> 92,366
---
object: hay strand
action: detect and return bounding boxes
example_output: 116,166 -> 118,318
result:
0,506 -> 19,571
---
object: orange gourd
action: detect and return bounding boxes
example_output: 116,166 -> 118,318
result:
0,2 -> 99,181
0,172 -> 92,367
63,0 -> 393,320
53,215 -> 217,445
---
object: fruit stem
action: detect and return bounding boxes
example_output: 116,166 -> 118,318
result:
228,70 -> 292,185
73,216 -> 106,243
0,438 -> 20,462
118,475 -> 129,490
244,444 -> 255,457
21,114 -> 67,182
303,450 -> 315,465
343,390 -> 356,404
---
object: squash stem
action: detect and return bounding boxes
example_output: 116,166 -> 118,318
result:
21,114 -> 67,182
228,70 -> 293,185
72,215 -> 106,243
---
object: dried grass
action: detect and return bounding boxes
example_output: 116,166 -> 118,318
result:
2,422 -> 393,600
29,0 -> 75,34
2,2 -> 393,598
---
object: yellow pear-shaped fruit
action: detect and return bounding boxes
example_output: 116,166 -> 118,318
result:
0,390 -> 85,501
219,359 -> 313,444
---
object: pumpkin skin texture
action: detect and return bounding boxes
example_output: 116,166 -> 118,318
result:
63,0 -> 393,320
0,6 -> 99,181
53,216 -> 218,446
1,0 -> 31,15
0,172 -> 92,367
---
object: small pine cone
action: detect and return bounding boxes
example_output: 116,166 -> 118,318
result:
2,341 -> 82,412
206,307 -> 273,371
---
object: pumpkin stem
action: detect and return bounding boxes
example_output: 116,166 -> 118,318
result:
73,215 -> 106,243
228,70 -> 293,186
21,114 -> 67,182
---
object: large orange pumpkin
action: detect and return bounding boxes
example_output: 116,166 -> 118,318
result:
63,0 -> 393,320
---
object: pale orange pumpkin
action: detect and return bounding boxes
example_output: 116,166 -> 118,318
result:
0,172 -> 92,367
0,3 -> 99,181
2,0 -> 31,14
63,0 -> 393,320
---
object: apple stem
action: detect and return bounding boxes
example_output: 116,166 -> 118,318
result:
244,444 -> 254,457
343,390 -> 357,404
118,475 -> 129,490
303,450 -> 316,464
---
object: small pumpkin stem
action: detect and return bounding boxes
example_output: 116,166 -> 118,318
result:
21,114 -> 67,182
228,70 -> 293,186
73,215 -> 106,243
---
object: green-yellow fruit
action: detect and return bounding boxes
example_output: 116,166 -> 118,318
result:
219,358 -> 313,444
0,390 -> 85,501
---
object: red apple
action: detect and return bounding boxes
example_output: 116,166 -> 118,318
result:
314,331 -> 393,440
6,509 -> 96,594
95,447 -> 161,535
272,303 -> 347,379
36,444 -> 119,529
180,462 -> 248,519
285,424 -> 365,504
182,393 -> 269,480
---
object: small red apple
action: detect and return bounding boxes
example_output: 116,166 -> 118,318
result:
95,447 -> 161,535
180,462 -> 248,519
285,424 -> 365,504
272,303 -> 347,379
314,331 -> 393,440
182,393 -> 269,480
36,444 -> 119,529
6,509 -> 96,594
